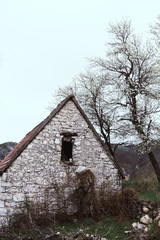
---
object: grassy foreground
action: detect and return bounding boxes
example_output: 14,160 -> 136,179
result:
53,217 -> 132,240
0,179 -> 160,240
0,216 -> 133,240
54,179 -> 160,240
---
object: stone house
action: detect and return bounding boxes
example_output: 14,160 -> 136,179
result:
0,95 -> 124,225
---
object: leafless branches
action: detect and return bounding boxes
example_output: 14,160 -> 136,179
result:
53,19 -> 160,182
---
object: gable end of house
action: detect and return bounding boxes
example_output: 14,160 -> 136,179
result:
0,95 -> 124,178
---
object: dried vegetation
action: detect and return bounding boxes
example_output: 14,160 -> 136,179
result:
0,172 -> 158,239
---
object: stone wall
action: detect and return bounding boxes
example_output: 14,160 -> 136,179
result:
0,100 -> 122,225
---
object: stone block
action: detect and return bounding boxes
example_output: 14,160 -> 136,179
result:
0,186 -> 5,193
0,207 -> 8,216
0,194 -> 12,201
55,138 -> 60,144
1,173 -> 7,181
140,215 -> 152,225
0,201 -> 4,208
100,153 -> 107,158
13,193 -> 24,202
143,206 -> 150,214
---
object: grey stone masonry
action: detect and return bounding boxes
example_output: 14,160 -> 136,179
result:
0,99 -> 122,226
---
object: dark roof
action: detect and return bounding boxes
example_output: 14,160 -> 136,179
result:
0,95 -> 124,178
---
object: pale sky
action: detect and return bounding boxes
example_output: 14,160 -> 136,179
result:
0,0 -> 160,144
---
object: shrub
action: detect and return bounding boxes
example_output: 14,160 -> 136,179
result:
123,178 -> 160,203
101,188 -> 146,221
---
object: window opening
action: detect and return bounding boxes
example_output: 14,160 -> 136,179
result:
61,137 -> 73,163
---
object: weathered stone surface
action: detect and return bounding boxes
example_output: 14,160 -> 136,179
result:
128,202 -> 160,238
132,222 -> 146,230
76,166 -> 86,173
140,215 -> 152,225
0,100 -> 122,226
143,206 -> 149,214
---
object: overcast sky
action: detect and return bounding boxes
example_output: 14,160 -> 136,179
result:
0,0 -> 160,144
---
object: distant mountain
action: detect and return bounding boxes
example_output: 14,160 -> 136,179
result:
0,142 -> 17,162
115,144 -> 160,180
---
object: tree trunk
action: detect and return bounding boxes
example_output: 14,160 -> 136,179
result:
148,151 -> 160,184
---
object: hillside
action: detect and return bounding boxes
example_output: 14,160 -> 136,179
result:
115,144 -> 160,180
0,142 -> 17,162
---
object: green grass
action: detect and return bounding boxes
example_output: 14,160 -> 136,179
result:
123,178 -> 160,203
0,217 -> 132,240
54,180 -> 160,240
54,217 -> 132,240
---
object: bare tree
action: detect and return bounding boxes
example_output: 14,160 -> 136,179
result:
53,19 -> 160,183
90,20 -> 160,183
150,15 -> 160,46
55,72 -> 119,157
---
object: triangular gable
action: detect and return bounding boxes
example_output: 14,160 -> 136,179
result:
0,95 -> 124,178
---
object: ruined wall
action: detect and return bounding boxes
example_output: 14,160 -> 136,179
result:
0,100 -> 122,225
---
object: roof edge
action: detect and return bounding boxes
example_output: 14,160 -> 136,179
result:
0,95 -> 124,178
0,95 -> 74,175
70,96 -> 125,179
